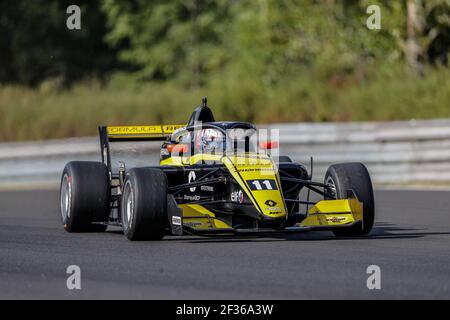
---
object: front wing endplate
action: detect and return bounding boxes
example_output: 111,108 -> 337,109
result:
299,191 -> 363,228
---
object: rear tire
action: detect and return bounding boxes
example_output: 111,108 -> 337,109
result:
324,162 -> 375,237
278,156 -> 293,163
60,162 -> 110,232
121,168 -> 168,241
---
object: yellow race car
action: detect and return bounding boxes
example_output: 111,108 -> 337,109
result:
59,98 -> 374,240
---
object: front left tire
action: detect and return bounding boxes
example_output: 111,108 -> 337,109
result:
325,162 -> 375,237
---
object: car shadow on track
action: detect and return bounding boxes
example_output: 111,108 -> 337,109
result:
175,222 -> 450,243
103,222 -> 450,243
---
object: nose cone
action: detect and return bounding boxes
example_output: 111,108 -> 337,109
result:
222,154 -> 287,219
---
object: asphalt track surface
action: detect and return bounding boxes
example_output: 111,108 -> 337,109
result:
0,189 -> 449,299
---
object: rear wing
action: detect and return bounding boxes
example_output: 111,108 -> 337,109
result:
98,125 -> 185,172
103,125 -> 185,142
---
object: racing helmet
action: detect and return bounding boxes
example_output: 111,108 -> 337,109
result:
196,128 -> 224,154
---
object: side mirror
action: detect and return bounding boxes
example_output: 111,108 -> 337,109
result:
259,141 -> 279,150
167,144 -> 189,155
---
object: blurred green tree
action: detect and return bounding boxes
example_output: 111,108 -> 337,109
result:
102,0 -> 232,86
1,0 -> 449,87
0,0 -> 118,86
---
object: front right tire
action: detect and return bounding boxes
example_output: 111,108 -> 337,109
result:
121,168 -> 168,241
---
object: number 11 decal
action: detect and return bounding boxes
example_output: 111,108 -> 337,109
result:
247,179 -> 277,191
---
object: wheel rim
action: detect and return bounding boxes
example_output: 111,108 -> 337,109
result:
60,174 -> 72,221
325,176 -> 337,199
122,181 -> 134,230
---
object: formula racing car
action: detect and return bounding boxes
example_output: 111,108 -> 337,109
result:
60,98 -> 375,240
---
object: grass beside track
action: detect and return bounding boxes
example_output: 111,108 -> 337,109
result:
1,67 -> 450,141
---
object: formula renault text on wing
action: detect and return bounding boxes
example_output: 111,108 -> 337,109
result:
60,98 -> 375,240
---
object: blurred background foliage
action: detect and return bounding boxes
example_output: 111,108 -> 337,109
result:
1,0 -> 450,140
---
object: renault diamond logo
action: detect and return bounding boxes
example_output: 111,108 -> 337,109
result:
188,171 -> 196,192
265,200 -> 277,207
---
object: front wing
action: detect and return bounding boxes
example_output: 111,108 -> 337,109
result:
168,191 -> 364,236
